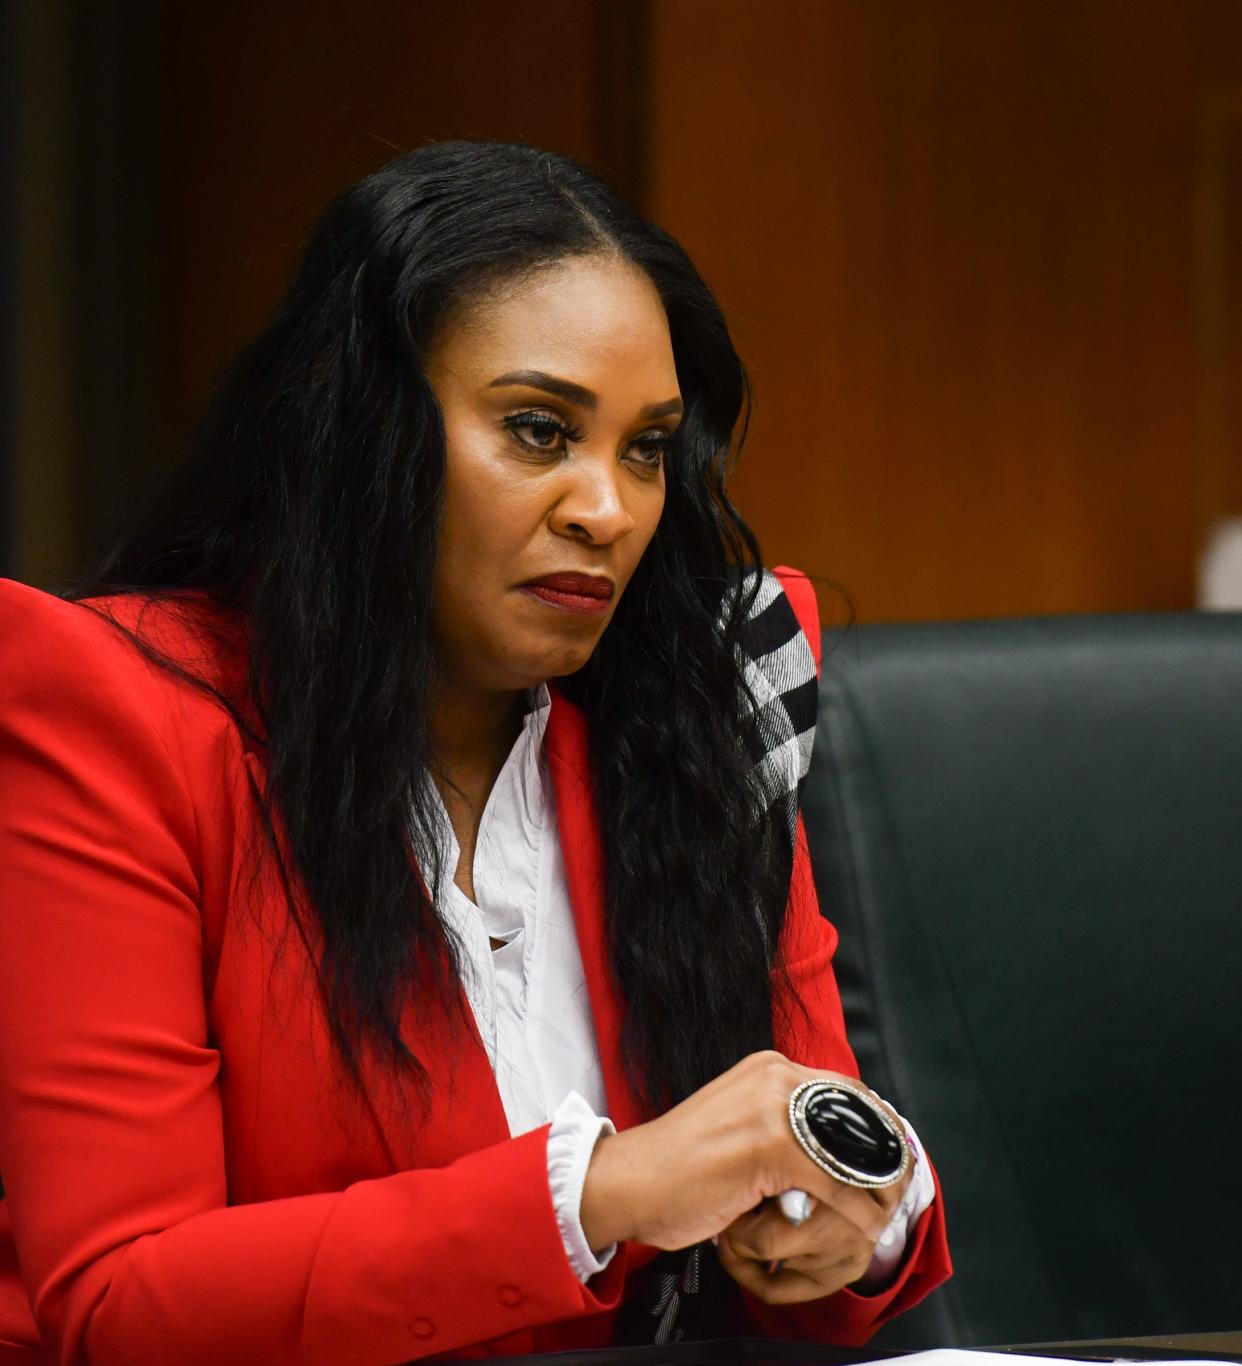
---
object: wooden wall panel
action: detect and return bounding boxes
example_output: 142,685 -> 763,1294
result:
647,0 -> 1242,621
164,0 -> 639,440
1196,87 -> 1242,525
161,1 -> 1242,623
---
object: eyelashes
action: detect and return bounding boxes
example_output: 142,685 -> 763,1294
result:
502,411 -> 587,450
501,410 -> 671,469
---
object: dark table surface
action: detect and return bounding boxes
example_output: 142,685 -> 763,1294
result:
459,1332 -> 1242,1366
1005,1332 -> 1242,1360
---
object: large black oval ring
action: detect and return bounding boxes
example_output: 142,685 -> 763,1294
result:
788,1079 -> 909,1189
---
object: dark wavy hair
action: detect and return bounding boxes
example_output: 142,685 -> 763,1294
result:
72,141 -> 794,1113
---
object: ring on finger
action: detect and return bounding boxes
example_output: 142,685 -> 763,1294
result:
787,1079 -> 909,1189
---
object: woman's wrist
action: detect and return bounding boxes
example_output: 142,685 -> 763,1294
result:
579,1128 -> 638,1253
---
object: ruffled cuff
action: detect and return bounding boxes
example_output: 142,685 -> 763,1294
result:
852,1114 -> 937,1293
546,1090 -> 617,1283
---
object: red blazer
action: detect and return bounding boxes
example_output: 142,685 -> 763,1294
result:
0,572 -> 949,1365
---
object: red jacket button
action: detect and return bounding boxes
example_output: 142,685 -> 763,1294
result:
409,1317 -> 436,1339
498,1285 -> 524,1308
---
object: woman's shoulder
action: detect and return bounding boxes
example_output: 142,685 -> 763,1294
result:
734,566 -> 821,802
767,565 -> 821,672
736,566 -> 821,680
0,579 -> 250,739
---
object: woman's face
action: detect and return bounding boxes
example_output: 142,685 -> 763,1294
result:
424,253 -> 681,696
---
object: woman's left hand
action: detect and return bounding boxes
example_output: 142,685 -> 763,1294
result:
715,1106 -> 913,1304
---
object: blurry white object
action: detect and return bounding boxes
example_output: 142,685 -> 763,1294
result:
1199,516 -> 1242,609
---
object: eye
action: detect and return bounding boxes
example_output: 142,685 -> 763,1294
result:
625,430 -> 672,472
502,410 -> 584,453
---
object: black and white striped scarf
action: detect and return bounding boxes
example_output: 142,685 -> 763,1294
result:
735,569 -> 819,843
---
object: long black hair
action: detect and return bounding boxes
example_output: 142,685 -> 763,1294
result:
73,141 -> 794,1113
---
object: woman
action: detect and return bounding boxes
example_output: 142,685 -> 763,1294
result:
0,142 -> 949,1364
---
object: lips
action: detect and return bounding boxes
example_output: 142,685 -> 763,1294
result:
519,573 -> 615,616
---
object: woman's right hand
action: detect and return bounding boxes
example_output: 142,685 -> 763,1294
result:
578,1050 -> 894,1260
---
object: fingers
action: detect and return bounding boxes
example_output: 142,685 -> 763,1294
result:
720,1256 -> 831,1305
715,1202 -> 863,1262
725,1253 -> 875,1304
774,1163 -> 889,1241
717,1213 -> 875,1305
722,1202 -> 815,1264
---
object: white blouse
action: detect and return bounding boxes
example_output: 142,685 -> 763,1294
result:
430,685 -> 933,1288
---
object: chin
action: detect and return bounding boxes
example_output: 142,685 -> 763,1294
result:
526,639 -> 598,685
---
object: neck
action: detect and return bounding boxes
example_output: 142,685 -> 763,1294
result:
428,678 -> 527,796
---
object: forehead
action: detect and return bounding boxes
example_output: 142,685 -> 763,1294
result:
432,255 -> 680,399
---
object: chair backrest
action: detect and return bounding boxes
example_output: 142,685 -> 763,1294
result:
801,612 -> 1242,1347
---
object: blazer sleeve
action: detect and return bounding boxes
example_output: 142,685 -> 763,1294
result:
733,567 -> 952,1345
0,582 -> 623,1366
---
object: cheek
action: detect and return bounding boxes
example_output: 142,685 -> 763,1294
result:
438,435 -> 543,565
625,479 -> 667,567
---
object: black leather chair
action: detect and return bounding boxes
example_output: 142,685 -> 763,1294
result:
802,612 -> 1242,1347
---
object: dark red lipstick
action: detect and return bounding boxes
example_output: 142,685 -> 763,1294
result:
519,573 -> 615,615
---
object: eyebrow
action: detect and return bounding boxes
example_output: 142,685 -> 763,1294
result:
487,369 -> 684,421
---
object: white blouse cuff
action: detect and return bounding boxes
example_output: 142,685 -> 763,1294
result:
852,1113 -> 937,1293
547,1089 -> 617,1282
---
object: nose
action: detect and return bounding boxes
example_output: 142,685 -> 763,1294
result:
548,454 -> 637,546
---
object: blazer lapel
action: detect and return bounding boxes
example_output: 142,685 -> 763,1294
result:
544,688 -> 644,1134
240,747 -> 510,1177
243,688 -> 642,1173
